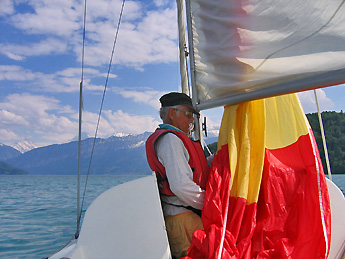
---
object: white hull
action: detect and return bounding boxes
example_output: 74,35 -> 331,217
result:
50,174 -> 171,259
50,176 -> 345,259
327,178 -> 345,259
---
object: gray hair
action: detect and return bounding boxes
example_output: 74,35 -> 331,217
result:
159,105 -> 179,121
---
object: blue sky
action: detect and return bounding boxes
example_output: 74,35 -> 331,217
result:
1,0 -> 344,149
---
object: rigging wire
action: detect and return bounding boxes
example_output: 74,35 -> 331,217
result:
76,0 -> 127,236
314,90 -> 332,181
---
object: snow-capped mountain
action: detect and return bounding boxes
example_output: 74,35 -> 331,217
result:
3,132 -> 218,175
13,141 -> 37,153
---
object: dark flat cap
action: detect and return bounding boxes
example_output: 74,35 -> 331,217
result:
160,92 -> 199,115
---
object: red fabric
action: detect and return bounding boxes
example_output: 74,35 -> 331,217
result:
252,131 -> 331,258
184,131 -> 331,258
185,144 -> 258,259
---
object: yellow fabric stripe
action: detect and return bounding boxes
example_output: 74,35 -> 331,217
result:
217,100 -> 266,204
265,94 -> 309,150
216,93 -> 309,203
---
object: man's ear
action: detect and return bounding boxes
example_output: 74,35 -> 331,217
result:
167,108 -> 176,122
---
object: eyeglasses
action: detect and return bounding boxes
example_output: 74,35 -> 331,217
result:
173,108 -> 194,118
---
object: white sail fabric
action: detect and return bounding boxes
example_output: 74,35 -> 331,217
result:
188,0 -> 345,109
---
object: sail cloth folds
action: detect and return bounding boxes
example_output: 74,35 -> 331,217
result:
184,94 -> 331,258
189,0 -> 345,109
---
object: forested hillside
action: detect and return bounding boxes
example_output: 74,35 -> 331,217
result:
207,111 -> 345,174
307,111 -> 345,174
0,161 -> 28,175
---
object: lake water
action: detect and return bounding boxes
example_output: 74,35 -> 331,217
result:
0,174 -> 344,259
0,175 -> 146,259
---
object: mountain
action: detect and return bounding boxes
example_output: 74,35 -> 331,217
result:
0,144 -> 22,161
5,132 -> 153,175
203,136 -> 218,146
4,131 -> 218,175
69,132 -> 92,142
0,161 -> 29,175
9,110 -> 342,175
13,140 -> 37,153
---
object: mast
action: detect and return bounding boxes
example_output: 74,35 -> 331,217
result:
76,0 -> 87,239
184,0 -> 202,141
76,82 -> 82,238
176,0 -> 189,95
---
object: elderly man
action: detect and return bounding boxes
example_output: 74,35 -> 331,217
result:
146,92 -> 210,258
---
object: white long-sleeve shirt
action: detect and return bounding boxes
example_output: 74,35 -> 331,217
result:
155,133 -> 205,216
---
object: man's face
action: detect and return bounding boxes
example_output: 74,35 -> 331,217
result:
170,105 -> 195,134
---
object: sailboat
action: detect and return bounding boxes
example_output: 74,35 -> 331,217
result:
49,0 -> 345,258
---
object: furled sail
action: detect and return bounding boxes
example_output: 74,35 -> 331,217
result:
186,0 -> 345,110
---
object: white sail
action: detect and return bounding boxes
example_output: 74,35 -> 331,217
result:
187,0 -> 345,109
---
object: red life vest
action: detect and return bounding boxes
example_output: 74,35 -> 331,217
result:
146,128 -> 209,196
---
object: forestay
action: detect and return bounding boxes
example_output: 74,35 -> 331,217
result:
186,0 -> 345,109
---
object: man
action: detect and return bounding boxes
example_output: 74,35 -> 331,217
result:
146,92 -> 210,258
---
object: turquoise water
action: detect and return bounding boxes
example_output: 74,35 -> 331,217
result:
0,175 -> 145,259
0,174 -> 344,259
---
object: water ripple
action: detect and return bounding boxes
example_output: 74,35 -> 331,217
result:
0,174 -> 144,259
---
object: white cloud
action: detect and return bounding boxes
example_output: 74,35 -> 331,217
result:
0,38 -> 67,60
0,93 -> 78,146
82,8 -> 178,69
104,109 -> 159,134
0,0 -> 181,147
0,65 -> 80,93
297,89 -> 335,114
0,109 -> 29,126
86,0 -> 142,22
9,0 -> 81,37
0,0 -> 14,16
0,93 -> 73,120
115,89 -> 165,109
154,0 -> 170,7
3,0 -> 177,69
0,65 -> 37,81
0,65 -> 110,93
76,110 -> 116,139
76,3 -> 178,68
110,89 -> 222,136
69,108 -> 159,139
0,129 -> 18,143
115,8 -> 178,68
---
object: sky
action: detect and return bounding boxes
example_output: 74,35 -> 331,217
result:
1,0 -> 345,150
